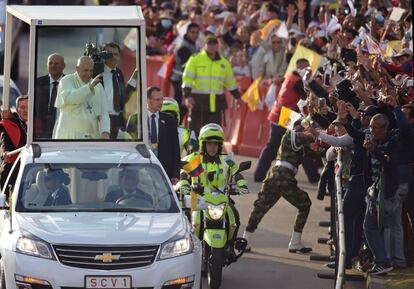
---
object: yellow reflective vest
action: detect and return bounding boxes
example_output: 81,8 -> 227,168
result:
179,153 -> 248,192
182,50 -> 237,112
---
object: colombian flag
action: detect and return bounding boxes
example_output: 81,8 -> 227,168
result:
183,155 -> 204,177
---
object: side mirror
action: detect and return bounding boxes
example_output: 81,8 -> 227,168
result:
236,161 -> 251,175
0,194 -> 9,210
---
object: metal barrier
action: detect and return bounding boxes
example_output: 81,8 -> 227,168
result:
334,150 -> 345,289
314,149 -> 347,288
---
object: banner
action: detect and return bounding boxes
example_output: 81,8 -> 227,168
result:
285,45 -> 323,76
260,19 -> 281,42
278,106 -> 302,129
241,77 -> 262,111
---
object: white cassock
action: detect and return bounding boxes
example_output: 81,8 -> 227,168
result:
53,73 -> 110,139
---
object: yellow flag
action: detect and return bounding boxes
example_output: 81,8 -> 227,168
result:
386,40 -> 403,58
241,77 -> 262,111
260,19 -> 281,41
285,45 -> 322,77
278,106 -> 302,129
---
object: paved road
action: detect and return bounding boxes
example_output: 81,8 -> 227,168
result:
199,154 -> 366,289
15,29 -> 366,289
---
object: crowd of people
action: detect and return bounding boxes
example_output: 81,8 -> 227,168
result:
0,0 -> 413,279
141,0 -> 414,277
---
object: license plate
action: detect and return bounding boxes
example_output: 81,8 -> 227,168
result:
85,276 -> 131,289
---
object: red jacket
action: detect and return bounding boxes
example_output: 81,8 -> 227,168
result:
268,73 -> 303,124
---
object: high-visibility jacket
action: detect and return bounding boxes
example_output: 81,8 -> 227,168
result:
268,72 -> 303,124
179,152 -> 247,192
182,50 -> 237,112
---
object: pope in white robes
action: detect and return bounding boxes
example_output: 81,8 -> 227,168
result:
53,56 -> 110,139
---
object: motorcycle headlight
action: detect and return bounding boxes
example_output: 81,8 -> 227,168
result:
159,233 -> 194,260
207,203 -> 225,220
16,236 -> 54,260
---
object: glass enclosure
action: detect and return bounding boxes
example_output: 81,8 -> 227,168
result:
33,26 -> 142,141
16,163 -> 179,213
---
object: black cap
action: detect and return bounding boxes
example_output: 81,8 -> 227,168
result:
358,105 -> 379,116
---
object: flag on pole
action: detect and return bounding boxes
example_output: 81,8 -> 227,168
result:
241,77 -> 262,111
276,21 -> 289,39
285,45 -> 323,76
386,40 -> 403,58
278,106 -> 302,129
260,19 -> 281,41
183,155 -> 204,177
361,33 -> 383,55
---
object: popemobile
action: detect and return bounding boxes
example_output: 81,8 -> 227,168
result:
0,5 -> 201,289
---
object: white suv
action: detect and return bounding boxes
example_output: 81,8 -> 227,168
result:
0,145 -> 202,289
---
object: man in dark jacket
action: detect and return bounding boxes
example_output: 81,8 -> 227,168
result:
170,23 -> 200,122
0,95 -> 28,190
35,53 -> 65,139
337,103 -> 378,270
127,87 -> 180,184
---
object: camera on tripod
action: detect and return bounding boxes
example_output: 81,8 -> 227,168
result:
84,42 -> 113,76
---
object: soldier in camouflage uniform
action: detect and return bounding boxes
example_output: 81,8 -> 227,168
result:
243,125 -> 316,253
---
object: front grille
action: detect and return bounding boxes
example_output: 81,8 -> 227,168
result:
53,244 -> 159,270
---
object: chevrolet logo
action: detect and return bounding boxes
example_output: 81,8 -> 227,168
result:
94,253 -> 120,263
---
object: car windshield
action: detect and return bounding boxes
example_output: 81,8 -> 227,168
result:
16,163 -> 180,213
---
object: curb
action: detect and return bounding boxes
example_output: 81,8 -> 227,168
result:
366,275 -> 388,289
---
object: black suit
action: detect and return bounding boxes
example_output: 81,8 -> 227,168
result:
105,188 -> 153,205
35,74 -> 63,139
101,67 -> 135,138
44,187 -> 72,206
157,112 -> 180,179
126,111 -> 180,179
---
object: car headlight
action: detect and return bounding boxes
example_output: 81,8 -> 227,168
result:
159,233 -> 194,260
207,203 -> 225,220
16,236 -> 54,260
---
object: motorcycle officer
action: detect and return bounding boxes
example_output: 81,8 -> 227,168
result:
179,123 -> 249,259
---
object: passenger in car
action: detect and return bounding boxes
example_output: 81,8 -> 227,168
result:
105,168 -> 153,205
43,169 -> 72,206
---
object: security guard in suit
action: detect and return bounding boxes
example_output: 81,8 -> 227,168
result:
161,98 -> 198,155
178,123 -> 249,254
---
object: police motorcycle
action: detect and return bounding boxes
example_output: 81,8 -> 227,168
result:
177,124 -> 250,288
190,160 -> 251,289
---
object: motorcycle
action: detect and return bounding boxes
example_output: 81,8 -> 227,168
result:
190,160 -> 251,289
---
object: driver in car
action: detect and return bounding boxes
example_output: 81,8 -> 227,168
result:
105,168 -> 153,205
43,169 -> 72,206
